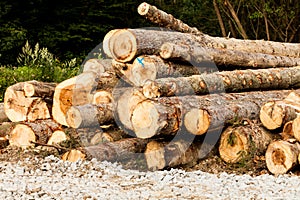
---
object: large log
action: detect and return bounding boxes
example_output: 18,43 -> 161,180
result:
4,81 -> 54,122
142,66 -> 300,98
132,90 -> 290,138
265,140 -> 300,174
219,120 -> 272,163
145,140 -> 204,170
112,55 -> 209,87
160,42 -> 300,68
260,91 -> 300,131
137,2 -> 300,58
62,138 -> 148,162
66,103 -> 113,128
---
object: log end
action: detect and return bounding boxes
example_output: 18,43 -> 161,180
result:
82,59 -> 106,74
93,91 -> 112,104
142,80 -> 161,98
137,2 -> 150,16
9,124 -> 36,149
184,109 -> 210,135
66,107 -> 82,128
23,82 -> 35,97
260,101 -> 284,130
144,140 -> 166,171
103,29 -> 119,58
160,42 -> 174,59
131,56 -> 157,86
47,130 -> 68,145
292,116 -> 300,142
265,140 -> 299,175
61,149 -> 86,162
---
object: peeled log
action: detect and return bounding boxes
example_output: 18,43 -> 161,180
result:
265,140 -> 300,175
219,121 -> 272,163
160,42 -> 300,68
62,138 -> 148,162
66,104 -> 113,128
142,66 -> 300,98
112,55 -> 207,87
138,2 -> 300,58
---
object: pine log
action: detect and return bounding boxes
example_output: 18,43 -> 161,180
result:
112,55 -> 208,87
0,103 -> 9,123
82,58 -> 113,74
160,42 -> 300,68
142,66 -> 300,98
114,88 -> 146,132
265,140 -> 300,174
23,80 -> 56,98
4,82 -> 52,122
145,140 -> 204,170
62,138 -> 148,162
132,90 -> 289,138
9,119 -> 62,149
65,103 -> 113,128
137,2 -> 300,58
260,100 -> 299,130
219,120 -> 272,163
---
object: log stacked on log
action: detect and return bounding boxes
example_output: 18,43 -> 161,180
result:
1,2 -> 300,175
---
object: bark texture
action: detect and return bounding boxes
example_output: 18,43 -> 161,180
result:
219,120 -> 272,163
137,2 -> 300,58
0,103 -> 9,123
160,42 -> 300,68
23,80 -> 56,98
142,66 -> 300,98
265,140 -> 300,175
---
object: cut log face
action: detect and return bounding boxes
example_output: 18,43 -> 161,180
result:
47,130 -> 68,145
92,90 -> 113,104
82,59 -> 113,74
292,116 -> 300,142
26,98 -> 51,122
219,122 -> 272,163
61,149 -> 86,162
9,124 -> 36,149
265,140 -> 300,175
23,80 -> 56,98
103,29 -> 120,58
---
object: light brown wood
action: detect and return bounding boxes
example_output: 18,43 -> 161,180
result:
0,103 -> 9,123
61,149 -> 86,162
23,80 -> 56,98
219,121 -> 272,163
265,140 -> 300,174
103,29 -> 120,58
92,90 -> 112,104
47,130 -> 68,145
9,124 -> 36,149
82,59 -> 113,74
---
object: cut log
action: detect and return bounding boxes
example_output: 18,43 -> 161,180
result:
138,2 -> 300,58
265,140 -> 300,174
92,90 -> 113,104
292,116 -> 300,142
160,42 -> 300,68
0,103 -> 9,123
145,140 -> 206,170
65,103 -> 113,128
133,90 -> 289,138
260,100 -> 299,130
23,80 -> 56,98
61,149 -> 86,162
103,29 -> 120,58
4,82 -> 52,122
47,130 -> 68,145
142,66 -> 300,98
281,121 -> 295,141
82,58 -> 113,74
62,138 -> 148,162
114,88 -> 146,132
219,120 -> 272,163
112,55 -> 207,87
9,119 -> 62,148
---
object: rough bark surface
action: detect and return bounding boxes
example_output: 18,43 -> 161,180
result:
0,103 -> 9,123
160,42 -> 300,68
23,80 -> 57,99
219,120 -> 272,163
142,66 -> 300,98
138,2 -> 300,58
265,140 -> 300,175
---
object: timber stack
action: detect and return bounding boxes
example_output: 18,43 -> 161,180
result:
1,2 -> 300,175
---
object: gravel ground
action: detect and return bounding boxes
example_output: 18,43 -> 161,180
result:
0,155 -> 300,200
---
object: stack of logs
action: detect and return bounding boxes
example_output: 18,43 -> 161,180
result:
1,2 -> 300,175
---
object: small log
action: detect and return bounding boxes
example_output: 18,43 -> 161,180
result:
160,42 -> 300,68
103,29 -> 120,58
61,149 -> 86,162
282,116 -> 300,142
265,140 -> 300,174
145,140 -> 204,170
65,104 -> 113,128
142,66 -> 300,98
133,90 -> 292,137
62,138 -> 148,162
112,55 -> 205,87
4,82 -> 52,122
114,88 -> 146,132
92,90 -> 113,104
260,99 -> 299,130
0,122 -> 16,137
47,130 -> 68,145
9,119 -> 62,148
219,120 -> 272,163
292,116 -> 300,142
138,2 -> 300,58
0,103 -> 9,123
82,58 -> 113,74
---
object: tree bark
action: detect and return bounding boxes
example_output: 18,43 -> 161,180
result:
219,120 -> 272,163
92,90 -> 113,104
4,82 -> 52,122
112,55 -> 207,87
160,42 -> 300,68
0,103 -> 9,123
265,140 -> 300,174
23,80 -> 56,99
144,140 -> 203,170
137,2 -> 300,58
66,103 -> 113,128
62,138 -> 148,162
142,66 -> 300,98
132,90 -> 289,138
